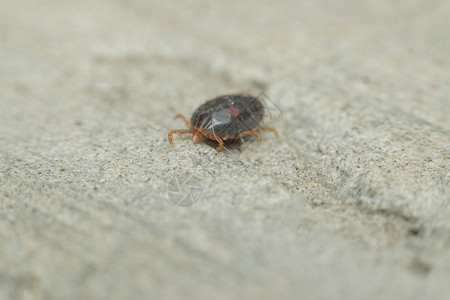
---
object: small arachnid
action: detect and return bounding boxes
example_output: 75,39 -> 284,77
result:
168,94 -> 279,151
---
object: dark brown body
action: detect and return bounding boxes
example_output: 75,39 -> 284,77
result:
168,94 -> 278,151
190,95 -> 264,141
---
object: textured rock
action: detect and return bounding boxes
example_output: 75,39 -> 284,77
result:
0,0 -> 449,299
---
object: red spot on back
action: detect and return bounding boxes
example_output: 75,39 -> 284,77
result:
228,106 -> 240,117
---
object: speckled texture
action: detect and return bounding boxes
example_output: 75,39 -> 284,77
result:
0,0 -> 449,299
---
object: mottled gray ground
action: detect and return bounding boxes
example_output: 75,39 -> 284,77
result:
0,0 -> 449,299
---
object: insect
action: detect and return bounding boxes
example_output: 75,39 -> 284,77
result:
168,94 -> 279,151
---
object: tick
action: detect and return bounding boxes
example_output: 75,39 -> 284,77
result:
168,94 -> 279,151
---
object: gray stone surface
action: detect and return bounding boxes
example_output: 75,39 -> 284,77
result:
0,0 -> 449,299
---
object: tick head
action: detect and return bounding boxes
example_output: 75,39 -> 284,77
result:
192,128 -> 204,143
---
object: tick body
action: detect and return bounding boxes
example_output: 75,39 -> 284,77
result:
168,94 -> 279,151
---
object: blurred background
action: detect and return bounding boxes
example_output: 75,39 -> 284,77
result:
0,0 -> 449,299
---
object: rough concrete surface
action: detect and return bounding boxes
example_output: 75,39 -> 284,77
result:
0,0 -> 449,299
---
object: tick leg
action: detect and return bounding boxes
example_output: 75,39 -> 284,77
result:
213,136 -> 224,151
236,129 -> 262,141
168,129 -> 192,146
173,114 -> 190,128
255,127 -> 279,140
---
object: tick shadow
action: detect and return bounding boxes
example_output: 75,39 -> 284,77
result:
201,136 -> 259,153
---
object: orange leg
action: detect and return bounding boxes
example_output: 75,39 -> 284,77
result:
213,136 -> 224,151
173,114 -> 190,128
236,129 -> 262,141
255,127 -> 279,140
168,129 -> 192,146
